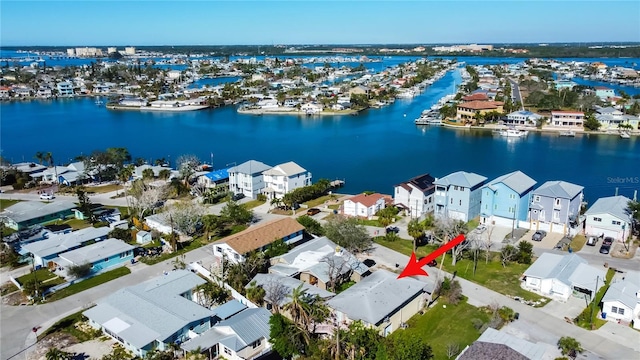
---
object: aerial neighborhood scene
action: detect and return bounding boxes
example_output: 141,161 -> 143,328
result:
1,1 -> 640,360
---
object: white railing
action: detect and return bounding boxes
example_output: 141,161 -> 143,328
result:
187,262 -> 257,309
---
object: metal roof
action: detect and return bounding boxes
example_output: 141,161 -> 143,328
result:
326,269 -> 426,326
434,171 -> 487,189
2,200 -> 77,224
59,238 -> 134,265
484,171 -> 536,195
247,273 -> 334,306
204,168 -> 230,181
22,226 -> 111,258
532,180 -> 583,199
228,160 -> 272,175
212,300 -> 247,320
524,253 -> 605,293
262,161 -> 307,176
584,196 -> 632,223
602,271 -> 640,310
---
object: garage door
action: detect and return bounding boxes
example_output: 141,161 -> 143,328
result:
492,216 -> 514,227
448,210 -> 466,221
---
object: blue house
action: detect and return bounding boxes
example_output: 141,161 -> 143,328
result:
480,171 -> 537,227
57,238 -> 134,274
528,180 -> 584,235
434,171 -> 487,222
197,167 -> 230,188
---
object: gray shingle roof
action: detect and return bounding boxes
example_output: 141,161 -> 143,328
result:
532,181 -> 583,199
585,196 -> 632,223
524,253 -> 605,293
484,171 -> 536,195
59,238 -> 134,265
83,270 -> 213,348
326,270 -> 426,326
247,273 -> 334,306
458,342 -> 529,360
22,226 -> 111,258
262,161 -> 307,176
2,200 -> 76,224
471,327 -> 547,360
602,271 -> 640,310
434,171 -> 487,189
228,160 -> 272,175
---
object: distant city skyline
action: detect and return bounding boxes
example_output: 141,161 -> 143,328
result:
1,1 -> 639,46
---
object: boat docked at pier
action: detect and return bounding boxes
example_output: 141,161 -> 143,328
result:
495,127 -> 528,138
415,110 -> 443,126
559,130 -> 576,137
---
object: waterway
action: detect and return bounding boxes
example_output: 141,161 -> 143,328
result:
1,60 -> 639,203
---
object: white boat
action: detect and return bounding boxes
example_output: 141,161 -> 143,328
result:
415,110 -> 443,125
620,132 -> 631,139
496,128 -> 528,138
559,130 -> 575,137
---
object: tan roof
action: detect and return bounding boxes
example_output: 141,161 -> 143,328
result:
347,193 -> 386,207
457,101 -> 504,110
263,161 -> 306,176
214,217 -> 304,255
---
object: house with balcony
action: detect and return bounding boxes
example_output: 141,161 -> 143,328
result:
480,171 -> 536,227
455,101 -> 504,123
434,171 -> 487,222
326,270 -> 433,336
228,160 -> 272,199
584,195 -> 633,241
342,193 -> 387,219
594,107 -> 640,131
56,81 -> 74,96
212,217 -> 305,265
504,110 -> 543,126
528,180 -> 584,235
196,168 -> 230,189
595,86 -> 616,100
550,111 -> 584,128
262,161 -> 312,200
393,173 -> 436,218
601,271 -> 640,329
84,270 -> 215,358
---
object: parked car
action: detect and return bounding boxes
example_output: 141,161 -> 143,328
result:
419,256 -> 437,267
586,236 -> 598,246
532,230 -> 547,241
231,193 -> 245,201
386,226 -> 400,234
603,237 -> 614,246
307,208 -> 321,216
599,243 -> 612,254
475,224 -> 487,233
39,193 -> 54,200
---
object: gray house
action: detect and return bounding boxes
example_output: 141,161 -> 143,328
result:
434,171 -> 487,222
528,181 -> 584,235
228,160 -> 272,199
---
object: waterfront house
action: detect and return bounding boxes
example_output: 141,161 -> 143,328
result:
0,200 -> 77,231
212,217 -> 304,265
393,173 -> 436,218
480,171 -> 537,227
57,238 -> 134,275
594,107 -> 639,131
522,253 -> 605,302
455,101 -> 504,122
84,270 -> 215,357
56,81 -> 74,96
36,86 -> 53,98
528,180 -> 584,235
601,271 -> 640,328
584,195 -> 633,241
434,171 -> 487,222
342,193 -> 387,219
228,160 -> 272,199
21,226 -> 111,268
504,110 -> 543,126
196,168 -> 230,189
595,86 -> 616,100
457,327 -> 549,360
132,164 -> 178,180
326,269 -> 433,336
14,87 -> 33,98
550,111 -> 584,128
0,86 -> 10,98
554,79 -> 577,90
7,162 -> 47,177
262,161 -> 312,200
181,307 -> 273,360
268,236 -> 369,290
461,93 -> 489,102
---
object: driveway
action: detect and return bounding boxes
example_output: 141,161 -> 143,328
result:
541,295 -> 588,321
526,230 -> 564,250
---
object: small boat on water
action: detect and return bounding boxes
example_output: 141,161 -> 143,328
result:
495,128 -> 528,138
559,130 -> 575,137
620,132 -> 631,139
415,110 -> 443,126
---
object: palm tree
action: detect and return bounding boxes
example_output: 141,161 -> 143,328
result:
45,347 -> 71,360
284,284 -> 313,329
158,168 -> 171,181
34,151 -> 45,165
407,218 -> 424,253
44,152 -> 54,167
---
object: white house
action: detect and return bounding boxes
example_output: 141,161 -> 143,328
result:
393,173 -> 436,218
504,110 -> 542,126
550,111 -> 584,128
343,193 -> 387,219
584,195 -> 633,241
300,103 -> 323,114
228,160 -> 272,199
262,161 -> 312,200
601,271 -> 640,328
522,253 -> 606,302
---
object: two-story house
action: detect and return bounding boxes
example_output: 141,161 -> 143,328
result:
434,171 -> 487,222
584,195 -> 633,241
504,110 -> 543,127
393,173 -> 436,218
550,111 -> 584,128
342,193 -> 387,219
528,180 -> 584,235
56,81 -> 74,96
480,171 -> 536,227
262,161 -> 312,200
228,160 -> 272,199
594,107 -> 640,131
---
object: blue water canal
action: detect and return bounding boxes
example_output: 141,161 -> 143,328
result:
1,58 -> 639,203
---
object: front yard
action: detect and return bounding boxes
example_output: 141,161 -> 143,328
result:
0,199 -> 21,210
574,268 -> 615,330
84,184 -> 123,194
45,267 -> 131,302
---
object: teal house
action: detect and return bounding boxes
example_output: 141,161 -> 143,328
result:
0,201 -> 76,230
480,171 -> 536,227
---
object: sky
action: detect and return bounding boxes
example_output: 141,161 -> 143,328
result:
1,0 -> 639,46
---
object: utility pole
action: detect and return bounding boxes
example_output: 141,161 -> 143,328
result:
590,275 -> 600,330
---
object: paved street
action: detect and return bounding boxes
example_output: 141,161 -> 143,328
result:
0,189 -> 129,207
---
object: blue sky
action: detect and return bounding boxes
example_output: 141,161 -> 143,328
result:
1,1 -> 639,46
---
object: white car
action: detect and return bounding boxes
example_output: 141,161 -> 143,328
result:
475,224 -> 487,233
39,193 -> 54,200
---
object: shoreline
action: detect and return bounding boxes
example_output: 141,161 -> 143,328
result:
438,121 -> 639,136
237,108 -> 360,116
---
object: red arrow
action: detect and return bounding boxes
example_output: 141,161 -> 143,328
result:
397,234 -> 466,279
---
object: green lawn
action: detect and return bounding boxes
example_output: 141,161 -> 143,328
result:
16,269 -> 59,284
85,184 -> 123,194
242,200 -> 265,209
302,195 -> 337,208
38,310 -> 101,342
1,282 -> 19,296
374,237 -> 545,303
43,217 -> 93,230
45,267 -> 131,302
105,206 -> 130,218
0,199 -> 21,211
140,238 -> 205,265
575,268 -> 615,330
570,234 -> 587,252
392,299 -> 491,360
